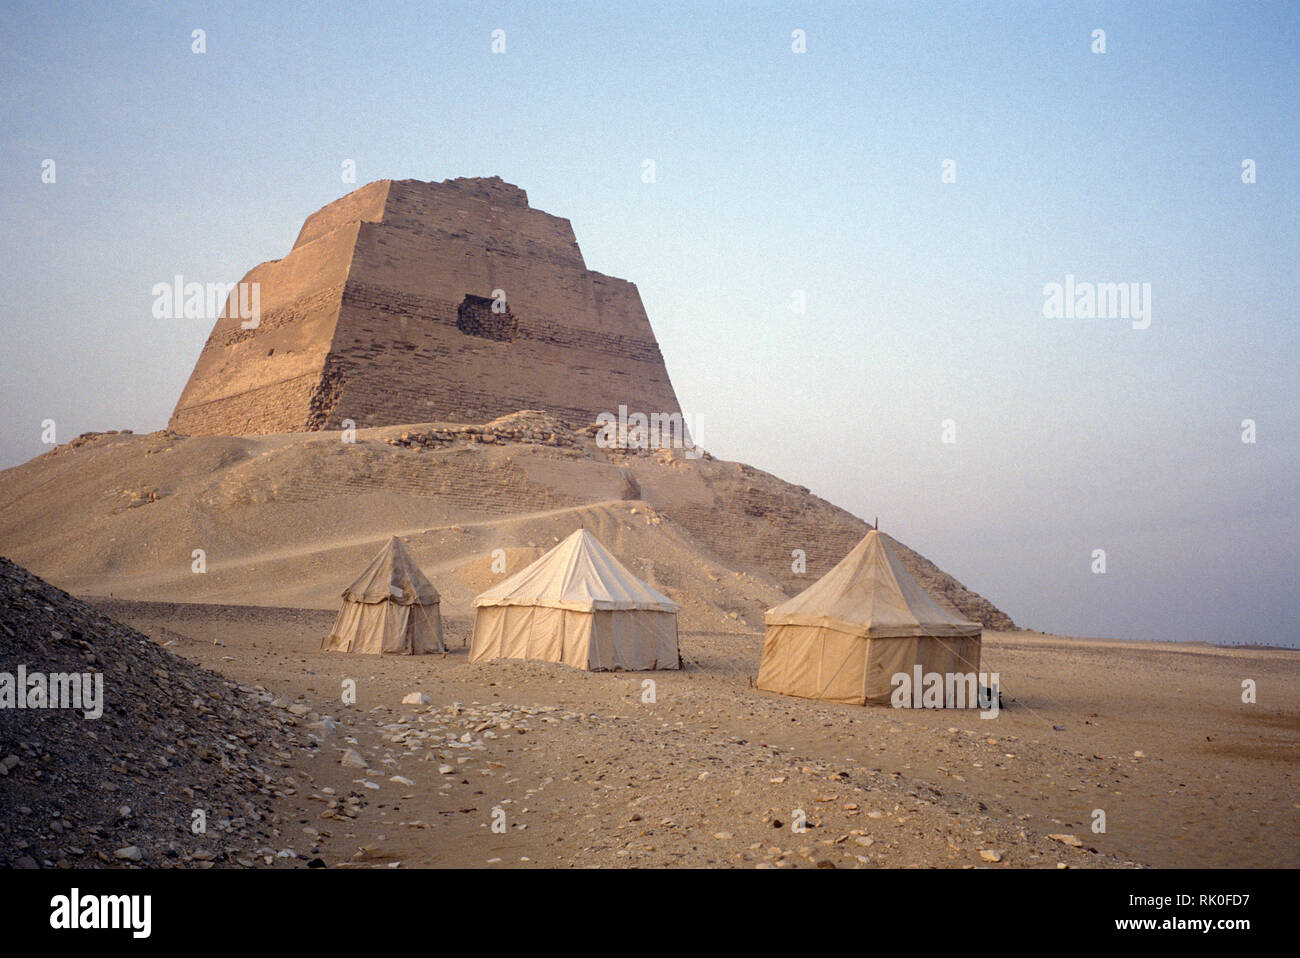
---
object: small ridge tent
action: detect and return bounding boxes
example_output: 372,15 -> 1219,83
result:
756,529 -> 982,706
323,537 -> 445,654
469,529 -> 680,671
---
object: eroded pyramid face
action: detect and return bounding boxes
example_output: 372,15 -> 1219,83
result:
170,177 -> 684,437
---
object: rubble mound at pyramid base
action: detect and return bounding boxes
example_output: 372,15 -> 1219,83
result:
0,556 -> 313,869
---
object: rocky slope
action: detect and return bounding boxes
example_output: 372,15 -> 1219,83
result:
0,557 -> 314,868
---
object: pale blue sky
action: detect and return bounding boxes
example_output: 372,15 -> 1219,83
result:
1,1 -> 1296,645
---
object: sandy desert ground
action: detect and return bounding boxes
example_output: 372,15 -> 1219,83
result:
89,599 -> 1299,869
3,423 -> 1295,869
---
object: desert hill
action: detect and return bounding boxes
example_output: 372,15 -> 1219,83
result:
0,411 -> 1012,632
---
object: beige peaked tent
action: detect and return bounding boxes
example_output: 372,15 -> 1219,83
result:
323,537 -> 446,654
756,530 -> 981,706
469,529 -> 680,671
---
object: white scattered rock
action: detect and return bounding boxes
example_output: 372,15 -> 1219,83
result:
402,692 -> 433,706
114,846 -> 143,861
390,775 -> 415,786
979,849 -> 1003,863
1048,833 -> 1084,848
340,748 -> 367,768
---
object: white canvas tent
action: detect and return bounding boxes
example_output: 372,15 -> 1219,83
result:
323,536 -> 446,654
469,529 -> 680,671
756,529 -> 982,705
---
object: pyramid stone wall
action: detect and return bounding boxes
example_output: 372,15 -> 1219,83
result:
170,177 -> 684,436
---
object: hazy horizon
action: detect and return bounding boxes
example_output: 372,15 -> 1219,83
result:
0,1 -> 1295,646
